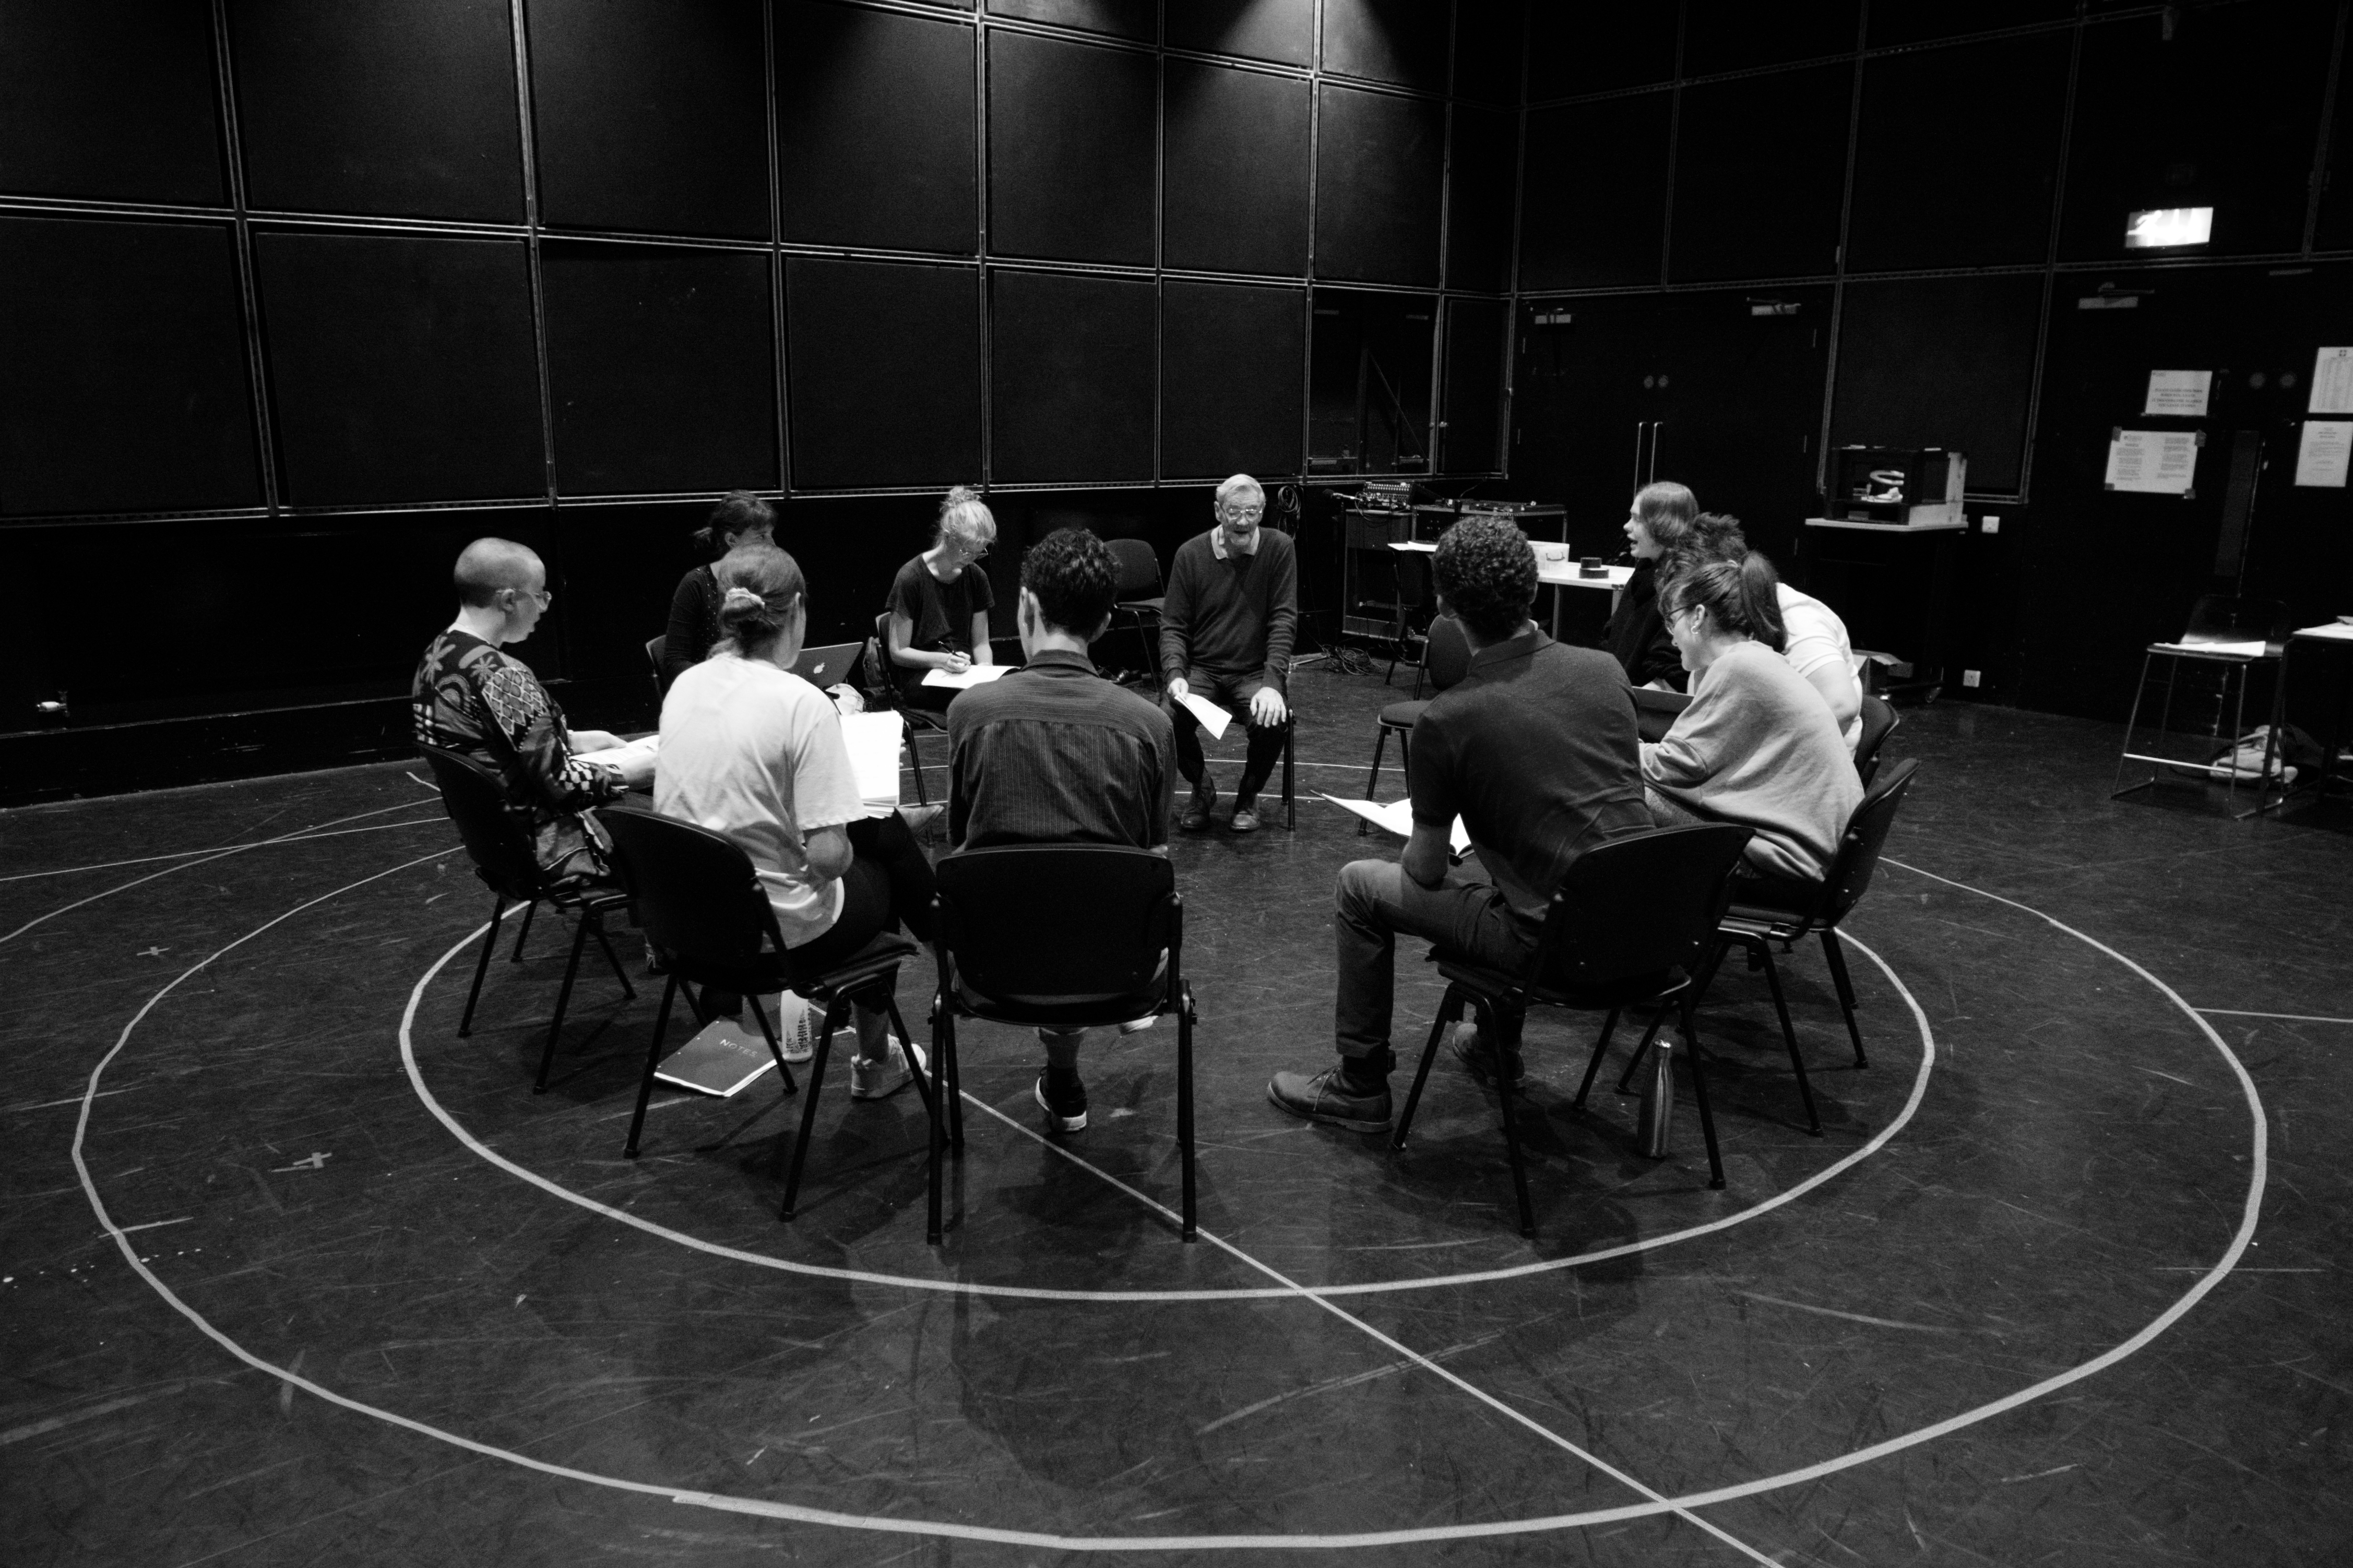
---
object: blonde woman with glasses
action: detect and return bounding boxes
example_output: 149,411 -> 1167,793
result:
884,485 -> 997,715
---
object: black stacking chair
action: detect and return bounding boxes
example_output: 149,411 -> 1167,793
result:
1360,614 -> 1471,829
417,745 -> 636,1092
596,809 -> 930,1221
1853,693 -> 1900,786
864,612 -> 943,805
1393,823 -> 1754,1235
929,845 -> 1197,1243
1382,551 -> 1435,687
1104,538 -> 1166,686
1691,758 -> 1918,1131
644,635 -> 667,707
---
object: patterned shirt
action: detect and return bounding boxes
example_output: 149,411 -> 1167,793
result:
946,649 -> 1174,851
412,629 -> 623,885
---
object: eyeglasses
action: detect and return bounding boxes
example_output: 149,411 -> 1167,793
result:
1220,506 -> 1264,522
507,585 -> 553,607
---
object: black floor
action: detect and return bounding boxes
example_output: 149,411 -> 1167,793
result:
4,667 -> 2349,1567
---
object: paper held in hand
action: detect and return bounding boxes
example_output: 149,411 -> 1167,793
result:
838,710 -> 904,817
575,733 -> 659,770
1175,690 -> 1232,739
1318,793 -> 1470,854
920,662 -> 1011,690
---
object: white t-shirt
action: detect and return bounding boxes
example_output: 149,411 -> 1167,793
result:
1776,583 -> 1861,753
655,653 -> 867,948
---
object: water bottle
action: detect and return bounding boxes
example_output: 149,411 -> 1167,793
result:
1637,1034 -> 1675,1159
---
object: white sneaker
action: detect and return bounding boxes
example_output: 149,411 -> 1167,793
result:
849,1039 -> 927,1100
1119,1013 -> 1158,1034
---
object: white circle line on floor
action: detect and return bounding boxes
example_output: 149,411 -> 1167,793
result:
73,854 -> 2266,1550
397,923 -> 1935,1301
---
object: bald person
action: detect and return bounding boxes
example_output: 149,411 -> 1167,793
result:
413,537 -> 651,887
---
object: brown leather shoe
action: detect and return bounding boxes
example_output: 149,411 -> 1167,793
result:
1178,776 -> 1216,832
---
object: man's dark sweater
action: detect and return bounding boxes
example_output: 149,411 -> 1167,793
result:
1158,528 -> 1299,689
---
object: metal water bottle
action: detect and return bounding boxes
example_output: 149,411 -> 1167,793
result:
1637,1035 -> 1675,1158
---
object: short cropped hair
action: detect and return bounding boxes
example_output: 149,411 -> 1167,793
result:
453,537 -> 542,608
692,490 -> 776,558
1020,527 -> 1120,639
1664,551 -> 1787,654
935,485 -> 997,550
712,543 -> 807,657
1433,516 -> 1537,644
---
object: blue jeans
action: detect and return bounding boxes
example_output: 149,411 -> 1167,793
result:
1332,858 -> 1535,1076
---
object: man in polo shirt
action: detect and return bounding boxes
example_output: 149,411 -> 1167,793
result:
1159,473 -> 1298,833
948,527 -> 1176,1132
1268,516 -> 1653,1131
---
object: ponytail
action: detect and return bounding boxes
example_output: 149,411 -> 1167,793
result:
934,484 -> 996,550
1665,550 -> 1786,653
711,543 -> 806,657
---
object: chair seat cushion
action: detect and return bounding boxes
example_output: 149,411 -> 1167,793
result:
1725,868 -> 1826,926
1433,953 -> 1681,1010
1378,699 -> 1430,730
672,930 -> 916,999
1122,596 -> 1166,613
954,978 -> 1166,1031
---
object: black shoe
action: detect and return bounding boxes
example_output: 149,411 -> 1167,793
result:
1179,776 -> 1217,833
1036,1071 -> 1088,1132
1267,1064 -> 1392,1132
1448,1021 -> 1524,1087
1228,798 -> 1260,833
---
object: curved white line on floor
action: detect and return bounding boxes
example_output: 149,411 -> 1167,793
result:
398,925 -> 1936,1301
76,856 -> 2266,1549
0,812 -> 446,885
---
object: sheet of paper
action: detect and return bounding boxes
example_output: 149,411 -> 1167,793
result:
919,662 -> 1012,690
838,711 -> 903,813
1385,539 -> 1438,553
1317,794 -> 1470,854
575,734 -> 659,768
1176,690 -> 1231,740
2156,639 -> 2268,657
2142,369 -> 2212,416
2295,420 -> 2351,488
2104,428 -> 2200,495
2310,347 -> 2353,415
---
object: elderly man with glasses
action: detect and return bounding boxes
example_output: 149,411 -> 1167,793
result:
1159,473 -> 1299,833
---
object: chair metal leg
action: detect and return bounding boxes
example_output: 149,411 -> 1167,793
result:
904,721 -> 929,806
1392,986 -> 1465,1148
780,996 -> 846,1221
1360,727 -> 1391,832
1572,1007 -> 1622,1108
1177,983 -> 1197,1241
1754,943 -> 1822,1135
1615,1006 -> 1671,1095
1678,996 -> 1727,1189
623,973 -> 680,1157
1282,723 -> 1296,831
533,911 -> 593,1093
944,1002 -> 965,1149
509,898 -> 536,961
2111,651 -> 2160,798
589,914 -> 636,1001
927,1004 -> 950,1244
743,992 -> 798,1096
1488,1008 -> 1537,1237
1820,928 -> 1868,1068
458,891 -> 506,1038
883,991 -> 934,1123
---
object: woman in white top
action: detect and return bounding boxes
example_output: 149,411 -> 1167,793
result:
1641,553 -> 1863,884
657,544 -> 934,1098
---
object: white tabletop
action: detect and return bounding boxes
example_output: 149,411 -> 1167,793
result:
1802,516 -> 1968,533
2292,621 -> 2353,642
1386,537 -> 1630,590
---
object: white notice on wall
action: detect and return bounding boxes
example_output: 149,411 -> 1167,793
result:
2312,348 -> 2353,415
2143,369 -> 2212,416
2104,428 -> 2201,495
2295,421 -> 2352,488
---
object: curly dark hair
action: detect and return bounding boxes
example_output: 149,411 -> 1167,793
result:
1433,516 -> 1537,643
1020,526 -> 1119,638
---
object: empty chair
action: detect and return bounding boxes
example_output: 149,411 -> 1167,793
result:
1360,614 -> 1472,828
1104,537 -> 1166,687
418,744 -> 636,1092
2112,594 -> 2292,810
1382,551 -> 1435,688
1392,823 -> 1754,1235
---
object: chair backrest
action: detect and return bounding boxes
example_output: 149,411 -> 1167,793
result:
1394,550 -> 1431,609
864,613 -> 899,704
934,845 -> 1176,1006
1528,824 -> 1753,995
644,635 -> 666,678
1630,686 -> 1692,745
2183,594 -> 2291,645
1106,537 -> 1161,600
595,807 -> 778,969
789,640 -> 864,688
1423,613 -> 1473,692
1817,757 -> 1917,925
418,744 -> 546,900
1853,692 -> 1900,786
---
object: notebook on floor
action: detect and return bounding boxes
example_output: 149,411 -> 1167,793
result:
653,1020 -> 777,1097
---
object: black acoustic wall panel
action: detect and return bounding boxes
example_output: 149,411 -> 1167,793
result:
1446,104 -> 1517,294
777,1 -> 975,255
256,232 -> 543,505
1680,0 -> 1857,76
229,0 -> 524,222
1867,0 -> 2078,47
1669,64 -> 1852,282
0,0 -> 223,205
1166,0 -> 1312,67
541,242 -> 776,497
989,270 -> 1154,483
2322,24 -> 2353,255
1525,10 -> 1677,101
987,30 -> 1155,266
2061,6 -> 2336,261
1452,0 -> 1525,108
1440,295 -> 1505,475
1314,85 -> 1443,286
1517,93 -> 1671,290
526,0 -> 769,239
985,0 -> 1153,42
1321,0 -> 1448,93
1848,32 -> 2069,272
1160,280 -> 1305,480
0,217 -> 258,516
1163,61 -> 1310,277
783,257 -> 980,490
1829,272 -> 2043,495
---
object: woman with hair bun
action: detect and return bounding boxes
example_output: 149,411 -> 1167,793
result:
885,486 -> 997,714
656,543 -> 935,1099
1641,552 -> 1861,884
1605,480 -> 1704,690
662,490 -> 777,690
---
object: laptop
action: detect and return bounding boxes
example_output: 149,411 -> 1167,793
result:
789,641 -> 866,688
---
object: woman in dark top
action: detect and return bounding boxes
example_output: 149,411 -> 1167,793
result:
884,486 -> 997,713
662,490 -> 776,690
1604,480 -> 1701,691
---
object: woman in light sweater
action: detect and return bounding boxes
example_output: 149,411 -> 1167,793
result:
1641,553 -> 1862,883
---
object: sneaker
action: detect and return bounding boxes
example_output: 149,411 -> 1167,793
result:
1035,1071 -> 1088,1132
1266,1064 -> 1393,1133
849,1039 -> 927,1100
643,938 -> 668,976
1179,775 -> 1217,832
1448,1021 -> 1524,1086
1118,1012 -> 1158,1035
1228,800 -> 1261,833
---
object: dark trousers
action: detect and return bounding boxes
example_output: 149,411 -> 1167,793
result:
1332,858 -> 1536,1078
1169,667 -> 1288,804
708,812 -> 936,1016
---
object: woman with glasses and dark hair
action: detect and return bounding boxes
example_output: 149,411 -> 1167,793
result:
1641,550 -> 1860,885
662,490 -> 778,690
884,485 -> 997,714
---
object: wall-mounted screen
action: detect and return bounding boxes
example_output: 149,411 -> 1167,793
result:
2124,207 -> 2213,248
